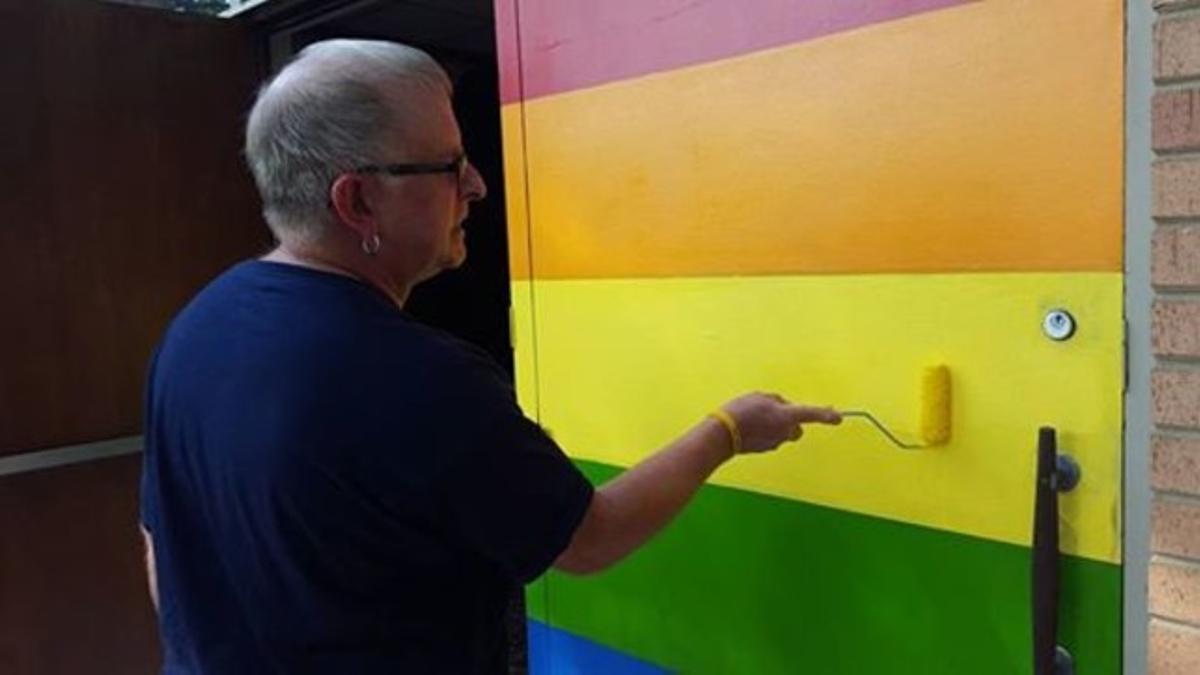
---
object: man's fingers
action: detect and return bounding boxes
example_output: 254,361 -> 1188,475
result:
788,405 -> 842,425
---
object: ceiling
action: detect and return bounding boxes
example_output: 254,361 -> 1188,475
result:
241,0 -> 497,56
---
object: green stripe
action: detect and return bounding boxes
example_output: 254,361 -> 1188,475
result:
529,460 -> 1120,674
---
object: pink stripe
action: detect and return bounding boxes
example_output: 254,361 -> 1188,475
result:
497,0 -> 973,103
494,0 -> 523,109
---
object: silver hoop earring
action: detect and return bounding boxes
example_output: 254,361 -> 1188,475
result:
361,233 -> 382,256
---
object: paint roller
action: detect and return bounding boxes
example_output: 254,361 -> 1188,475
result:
841,365 -> 951,450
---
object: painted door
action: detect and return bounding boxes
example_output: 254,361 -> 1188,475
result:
497,1 -> 1124,673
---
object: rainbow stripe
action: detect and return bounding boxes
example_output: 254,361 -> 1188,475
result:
498,0 -> 1125,671
501,0 -> 1123,280
528,620 -> 670,674
498,0 -> 974,104
529,462 -> 1120,674
519,273 -> 1122,564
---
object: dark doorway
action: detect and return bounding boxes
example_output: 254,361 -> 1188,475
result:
408,58 -> 513,375
287,3 -> 513,374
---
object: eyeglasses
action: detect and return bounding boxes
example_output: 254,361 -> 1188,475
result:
353,154 -> 469,182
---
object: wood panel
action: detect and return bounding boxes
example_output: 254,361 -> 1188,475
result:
0,454 -> 158,674
0,0 -> 269,455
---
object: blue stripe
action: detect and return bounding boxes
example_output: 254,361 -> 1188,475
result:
528,620 -> 672,674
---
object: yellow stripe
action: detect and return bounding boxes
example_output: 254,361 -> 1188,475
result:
501,104 -> 541,417
504,0 -> 1123,278
511,279 -> 539,418
516,273 -> 1122,563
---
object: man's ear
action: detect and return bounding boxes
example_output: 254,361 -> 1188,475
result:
329,173 -> 375,239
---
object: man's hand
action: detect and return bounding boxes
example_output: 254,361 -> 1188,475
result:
720,392 -> 842,453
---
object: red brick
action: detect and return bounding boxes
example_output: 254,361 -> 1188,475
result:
1153,226 -> 1200,287
1157,15 -> 1200,81
1151,619 -> 1200,675
1154,368 -> 1200,428
1155,89 -> 1200,153
1154,435 -> 1200,495
1153,300 -> 1200,358
1151,558 -> 1200,625
1154,159 -> 1200,218
1153,496 -> 1200,559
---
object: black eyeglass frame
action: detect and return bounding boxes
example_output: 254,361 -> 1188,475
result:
353,154 -> 468,178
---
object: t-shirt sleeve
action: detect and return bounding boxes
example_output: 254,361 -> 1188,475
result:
436,351 -> 594,583
139,454 -> 157,531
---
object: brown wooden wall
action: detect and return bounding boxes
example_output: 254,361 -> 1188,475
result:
0,455 -> 158,674
0,0 -> 269,455
0,1 -> 268,672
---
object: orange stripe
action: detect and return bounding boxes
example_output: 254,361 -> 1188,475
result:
500,107 -> 531,281
504,0 -> 1123,279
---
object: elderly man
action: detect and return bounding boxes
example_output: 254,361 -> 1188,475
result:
139,39 -> 840,674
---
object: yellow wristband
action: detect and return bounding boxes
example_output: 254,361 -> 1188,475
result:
708,409 -> 742,455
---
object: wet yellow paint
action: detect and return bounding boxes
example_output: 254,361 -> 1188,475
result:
512,272 -> 1122,564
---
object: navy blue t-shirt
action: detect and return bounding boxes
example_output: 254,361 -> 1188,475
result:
140,260 -> 593,674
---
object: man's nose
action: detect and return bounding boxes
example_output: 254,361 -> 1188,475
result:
462,161 -> 487,201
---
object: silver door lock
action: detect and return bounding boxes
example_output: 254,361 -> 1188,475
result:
1043,309 -> 1076,341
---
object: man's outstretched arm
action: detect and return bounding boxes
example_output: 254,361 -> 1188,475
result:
555,393 -> 841,575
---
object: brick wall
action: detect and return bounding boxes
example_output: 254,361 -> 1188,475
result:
1150,1 -> 1200,672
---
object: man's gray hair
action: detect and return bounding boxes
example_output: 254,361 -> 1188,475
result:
245,39 -> 451,242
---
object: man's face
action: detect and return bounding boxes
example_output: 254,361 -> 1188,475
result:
372,90 -> 487,284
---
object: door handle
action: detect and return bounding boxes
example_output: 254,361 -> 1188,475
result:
1032,426 -> 1081,675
